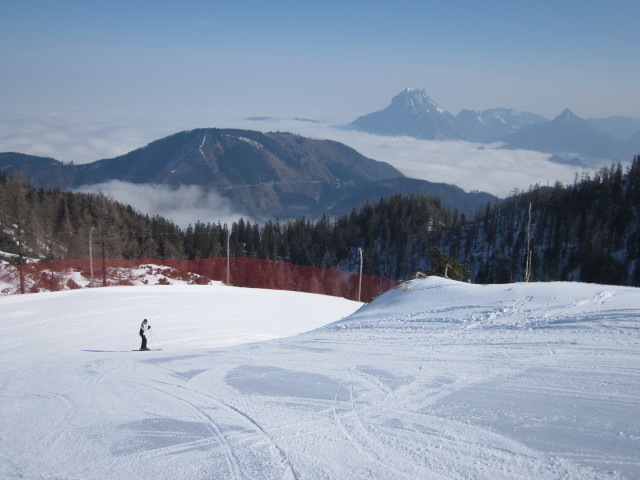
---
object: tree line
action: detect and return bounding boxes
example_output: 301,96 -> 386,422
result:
442,157 -> 640,286
2,154 -> 639,287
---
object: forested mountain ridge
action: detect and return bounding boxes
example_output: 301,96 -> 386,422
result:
306,157 -> 640,285
2,155 -> 639,288
223,157 -> 640,286
245,157 -> 640,286
447,158 -> 640,285
0,128 -> 494,219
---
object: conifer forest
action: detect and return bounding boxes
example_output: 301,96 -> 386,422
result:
1,155 -> 639,287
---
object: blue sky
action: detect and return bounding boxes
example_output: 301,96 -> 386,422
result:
2,0 -> 639,123
1,0 -> 637,222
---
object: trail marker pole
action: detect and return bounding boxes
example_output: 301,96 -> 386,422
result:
525,202 -> 532,282
358,248 -> 363,302
226,229 -> 231,285
89,226 -> 95,285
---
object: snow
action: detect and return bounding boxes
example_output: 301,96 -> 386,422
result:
0,250 -> 21,263
198,133 -> 207,161
225,133 -> 265,149
1,279 -> 639,479
0,262 -> 218,295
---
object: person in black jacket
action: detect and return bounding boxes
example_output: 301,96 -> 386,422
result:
139,319 -> 151,350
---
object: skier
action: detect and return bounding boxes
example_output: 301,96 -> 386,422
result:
139,319 -> 151,350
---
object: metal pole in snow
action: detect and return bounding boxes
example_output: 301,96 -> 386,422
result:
16,195 -> 25,294
101,228 -> 106,286
358,248 -> 363,302
89,226 -> 95,285
525,202 -> 532,282
226,228 -> 230,285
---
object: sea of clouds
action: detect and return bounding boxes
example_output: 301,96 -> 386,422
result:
1,108 -> 599,226
74,181 -> 247,228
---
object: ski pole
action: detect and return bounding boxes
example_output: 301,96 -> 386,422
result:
150,329 -> 162,348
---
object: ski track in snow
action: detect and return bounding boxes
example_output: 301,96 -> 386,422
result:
0,280 -> 639,479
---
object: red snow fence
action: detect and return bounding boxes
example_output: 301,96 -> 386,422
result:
1,257 -> 398,303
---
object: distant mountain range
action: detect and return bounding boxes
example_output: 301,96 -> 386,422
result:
349,88 -> 546,142
0,128 -> 494,221
349,88 -> 640,166
502,108 -> 636,166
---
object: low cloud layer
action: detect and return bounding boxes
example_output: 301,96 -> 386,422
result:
331,133 -> 586,197
0,108 -> 197,163
75,181 -> 251,228
244,117 -> 596,197
2,108 -> 602,207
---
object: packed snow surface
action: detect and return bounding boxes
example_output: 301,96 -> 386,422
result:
1,279 -> 639,479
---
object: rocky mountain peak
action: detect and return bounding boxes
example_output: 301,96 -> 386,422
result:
390,88 -> 447,115
555,108 -> 580,122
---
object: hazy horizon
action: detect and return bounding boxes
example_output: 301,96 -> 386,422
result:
2,0 -> 637,225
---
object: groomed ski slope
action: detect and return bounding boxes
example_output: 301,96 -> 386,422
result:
0,278 -> 639,479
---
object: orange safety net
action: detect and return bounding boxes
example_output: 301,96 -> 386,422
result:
2,257 -> 398,303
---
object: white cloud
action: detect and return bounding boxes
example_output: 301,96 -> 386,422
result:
334,135 -> 587,197
75,181 -> 251,228
0,108 -> 195,164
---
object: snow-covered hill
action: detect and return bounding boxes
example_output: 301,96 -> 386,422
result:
1,279 -> 639,479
